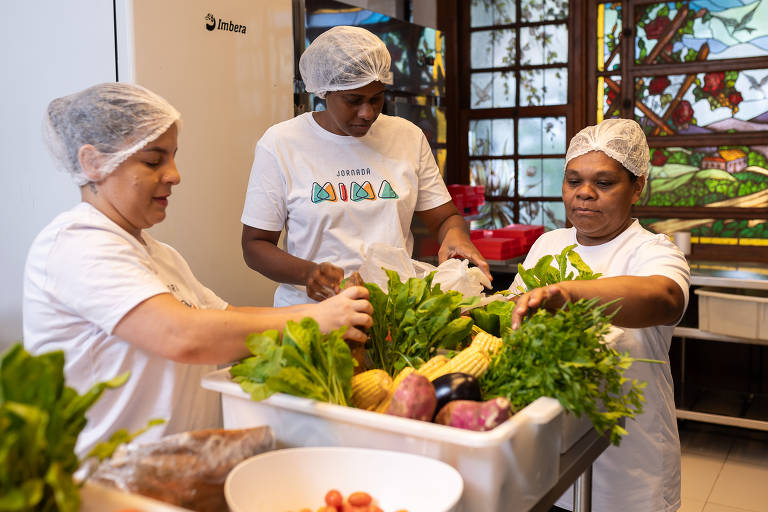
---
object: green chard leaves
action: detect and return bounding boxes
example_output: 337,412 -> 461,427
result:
0,343 -> 157,512
230,318 -> 356,406
480,298 -> 653,446
516,244 -> 602,292
364,269 -> 477,376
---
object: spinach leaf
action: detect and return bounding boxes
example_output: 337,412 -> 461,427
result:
363,269 -> 477,376
231,318 -> 355,406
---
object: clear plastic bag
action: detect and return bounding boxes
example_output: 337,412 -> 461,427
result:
87,426 -> 275,512
357,243 -> 490,297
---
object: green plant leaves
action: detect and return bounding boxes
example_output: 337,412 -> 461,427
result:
231,318 -> 355,406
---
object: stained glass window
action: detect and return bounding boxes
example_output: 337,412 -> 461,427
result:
634,68 -> 768,136
595,0 -> 768,258
466,0 -> 570,232
635,1 -> 768,65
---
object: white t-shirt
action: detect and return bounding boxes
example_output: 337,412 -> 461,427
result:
512,220 -> 690,512
241,112 -> 452,307
23,202 -> 228,458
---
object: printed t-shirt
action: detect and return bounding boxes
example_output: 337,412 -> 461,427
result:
241,112 -> 452,306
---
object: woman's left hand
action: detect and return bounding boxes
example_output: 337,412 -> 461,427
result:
438,235 -> 492,282
510,283 -> 573,330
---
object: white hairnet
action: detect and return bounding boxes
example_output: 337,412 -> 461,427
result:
565,118 -> 650,178
299,26 -> 393,99
43,82 -> 181,185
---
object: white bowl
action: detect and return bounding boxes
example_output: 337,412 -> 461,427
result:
225,446 -> 464,512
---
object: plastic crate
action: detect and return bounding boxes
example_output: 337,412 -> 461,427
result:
497,224 -> 544,251
695,287 -> 768,340
201,369 -> 563,512
472,237 -> 524,260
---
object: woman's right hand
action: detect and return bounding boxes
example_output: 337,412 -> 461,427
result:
305,261 -> 345,301
311,286 -> 373,342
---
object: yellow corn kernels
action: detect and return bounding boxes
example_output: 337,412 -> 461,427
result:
351,369 -> 393,410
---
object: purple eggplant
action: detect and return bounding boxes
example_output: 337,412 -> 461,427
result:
431,372 -> 483,419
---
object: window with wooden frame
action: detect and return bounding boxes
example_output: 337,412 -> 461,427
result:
590,0 -> 768,262
443,0 -> 584,232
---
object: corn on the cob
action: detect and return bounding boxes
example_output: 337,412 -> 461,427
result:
425,347 -> 490,381
415,354 -> 449,377
351,369 -> 393,410
471,330 -> 503,354
374,366 -> 415,413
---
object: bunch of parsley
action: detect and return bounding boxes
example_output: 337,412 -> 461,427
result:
480,298 -> 652,446
230,318 -> 355,406
0,343 -> 160,512
363,269 -> 478,376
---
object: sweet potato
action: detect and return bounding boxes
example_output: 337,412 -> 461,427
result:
385,373 -> 437,421
434,397 -> 512,431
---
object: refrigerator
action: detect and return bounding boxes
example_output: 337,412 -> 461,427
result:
1,0 -> 293,346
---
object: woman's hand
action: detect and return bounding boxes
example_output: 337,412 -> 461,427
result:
312,286 -> 373,342
510,284 -> 573,330
438,235 -> 492,282
306,262 -> 345,301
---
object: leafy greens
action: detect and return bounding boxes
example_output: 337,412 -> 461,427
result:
230,318 -> 355,406
363,269 -> 478,376
516,244 -> 602,292
0,343 -> 160,512
480,298 -> 654,446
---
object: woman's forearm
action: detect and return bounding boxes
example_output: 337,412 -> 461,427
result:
559,275 -> 686,327
242,239 -> 316,285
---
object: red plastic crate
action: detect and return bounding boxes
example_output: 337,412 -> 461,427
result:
496,224 -> 544,250
472,237 -> 523,260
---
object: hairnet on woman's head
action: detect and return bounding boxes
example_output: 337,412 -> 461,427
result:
299,25 -> 393,99
43,82 -> 181,185
565,118 -> 650,178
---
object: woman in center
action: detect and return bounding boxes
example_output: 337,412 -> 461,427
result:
240,25 -> 489,306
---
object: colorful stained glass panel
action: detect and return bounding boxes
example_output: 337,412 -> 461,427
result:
471,72 -> 516,109
520,24 -> 568,65
469,119 -> 516,156
469,159 -> 516,197
634,69 -> 768,136
519,158 -> 565,197
520,67 -> 568,106
641,145 -> 768,213
634,1 -> 768,65
598,3 -> 622,72
518,117 -> 566,155
471,0 -> 516,28
597,75 -> 622,122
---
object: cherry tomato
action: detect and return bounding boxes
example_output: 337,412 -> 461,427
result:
325,489 -> 343,508
347,492 -> 372,506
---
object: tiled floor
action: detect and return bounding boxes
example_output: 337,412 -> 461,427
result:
679,421 -> 768,512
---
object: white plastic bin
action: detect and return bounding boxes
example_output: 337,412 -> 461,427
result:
202,368 -> 563,512
695,287 -> 768,340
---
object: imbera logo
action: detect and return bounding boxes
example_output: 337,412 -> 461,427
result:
204,12 -> 246,34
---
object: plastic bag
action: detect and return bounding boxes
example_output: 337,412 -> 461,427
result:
357,243 -> 490,297
88,426 -> 275,512
432,258 -> 491,298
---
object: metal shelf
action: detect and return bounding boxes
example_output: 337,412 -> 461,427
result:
674,326 -> 768,346
676,408 -> 768,432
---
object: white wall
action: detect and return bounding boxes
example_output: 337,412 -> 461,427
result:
1,0 -> 292,352
0,1 -> 115,351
